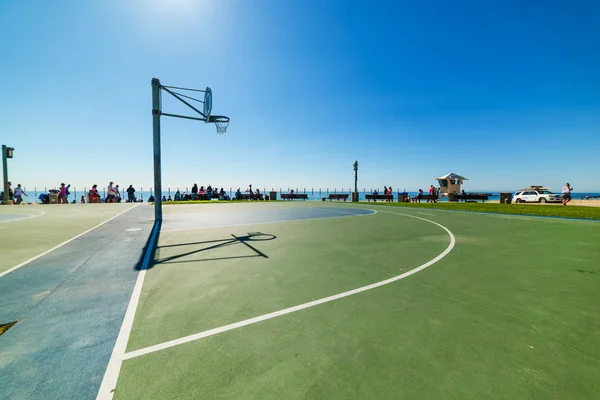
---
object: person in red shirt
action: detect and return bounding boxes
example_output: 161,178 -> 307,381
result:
428,185 -> 437,203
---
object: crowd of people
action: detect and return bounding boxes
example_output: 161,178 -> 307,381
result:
1,181 -> 142,204
2,181 -> 269,204
371,186 -> 394,196
184,184 -> 233,201
86,182 -> 138,203
410,185 -> 440,203
162,184 -> 263,202
370,185 -> 440,203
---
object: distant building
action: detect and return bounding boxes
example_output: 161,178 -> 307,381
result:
435,173 -> 468,195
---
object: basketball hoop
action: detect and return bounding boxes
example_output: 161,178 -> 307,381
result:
209,115 -> 229,135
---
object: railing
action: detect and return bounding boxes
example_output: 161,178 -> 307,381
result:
16,186 -> 407,202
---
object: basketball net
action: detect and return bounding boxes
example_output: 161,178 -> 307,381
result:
215,120 -> 229,136
209,115 -> 229,138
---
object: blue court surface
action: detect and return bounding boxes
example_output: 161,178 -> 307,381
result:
0,205 -> 154,400
0,203 -> 374,400
161,206 -> 375,231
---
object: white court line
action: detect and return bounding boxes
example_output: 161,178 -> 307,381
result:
96,220 -> 161,400
310,207 -> 373,216
162,208 -> 376,233
0,205 -> 137,279
97,206 -> 377,397
0,209 -> 46,224
122,210 -> 455,360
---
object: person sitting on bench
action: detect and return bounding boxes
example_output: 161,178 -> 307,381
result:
219,188 -> 229,200
413,189 -> 423,203
88,184 -> 101,203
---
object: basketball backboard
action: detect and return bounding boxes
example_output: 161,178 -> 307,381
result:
203,87 -> 212,119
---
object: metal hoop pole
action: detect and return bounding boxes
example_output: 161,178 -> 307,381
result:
152,78 -> 163,221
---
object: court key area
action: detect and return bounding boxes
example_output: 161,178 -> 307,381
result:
1,202 -> 599,400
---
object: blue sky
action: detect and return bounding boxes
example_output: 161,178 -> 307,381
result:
1,0 -> 599,193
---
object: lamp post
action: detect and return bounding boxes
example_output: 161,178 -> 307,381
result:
353,160 -> 359,202
2,145 -> 15,205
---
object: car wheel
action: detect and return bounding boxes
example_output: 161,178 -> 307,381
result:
515,198 -> 522,203
539,198 -> 547,203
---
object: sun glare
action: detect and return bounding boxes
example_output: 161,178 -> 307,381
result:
130,0 -> 213,21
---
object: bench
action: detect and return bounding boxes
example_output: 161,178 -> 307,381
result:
411,194 -> 438,203
454,194 -> 489,203
237,193 -> 264,201
281,193 -> 308,201
327,194 -> 349,202
196,194 -> 223,200
365,194 -> 393,202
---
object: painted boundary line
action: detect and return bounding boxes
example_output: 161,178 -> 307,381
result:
0,209 -> 46,224
122,210 -> 455,360
358,203 -> 600,223
0,206 -> 138,279
96,219 -> 161,400
162,208 -> 376,233
310,207 -> 374,216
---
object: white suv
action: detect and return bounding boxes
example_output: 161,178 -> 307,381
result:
513,189 -> 563,203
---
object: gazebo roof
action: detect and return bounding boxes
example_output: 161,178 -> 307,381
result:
435,172 -> 469,180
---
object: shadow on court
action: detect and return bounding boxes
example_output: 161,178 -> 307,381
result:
148,232 -> 276,268
134,220 -> 161,271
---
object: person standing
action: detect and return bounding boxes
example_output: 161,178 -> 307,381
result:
59,183 -> 68,204
126,185 -> 136,202
428,185 -> 436,203
107,182 -> 116,203
114,185 -> 121,203
6,181 -> 14,200
191,183 -> 198,200
562,183 -> 573,206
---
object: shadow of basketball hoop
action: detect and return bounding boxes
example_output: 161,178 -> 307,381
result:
152,232 -> 276,266
237,232 -> 276,241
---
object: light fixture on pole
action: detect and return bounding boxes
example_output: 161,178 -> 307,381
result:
2,145 -> 15,205
353,160 -> 359,202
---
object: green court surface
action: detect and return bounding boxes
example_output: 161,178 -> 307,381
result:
112,203 -> 600,400
0,203 -> 137,275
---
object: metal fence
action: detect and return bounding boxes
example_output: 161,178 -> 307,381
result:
18,186 -> 404,202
